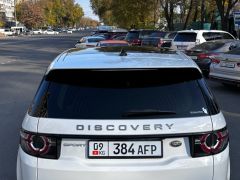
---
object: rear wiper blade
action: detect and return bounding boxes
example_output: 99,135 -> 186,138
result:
122,109 -> 176,118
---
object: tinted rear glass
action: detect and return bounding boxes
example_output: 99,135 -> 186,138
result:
125,31 -> 139,40
29,69 -> 208,119
149,32 -> 167,38
174,33 -> 197,42
88,38 -> 104,43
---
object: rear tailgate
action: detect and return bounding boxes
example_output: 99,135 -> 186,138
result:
36,116 -> 214,180
210,54 -> 240,82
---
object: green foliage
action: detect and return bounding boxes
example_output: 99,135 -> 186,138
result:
17,0 -> 84,28
16,1 -> 44,29
90,0 -> 156,29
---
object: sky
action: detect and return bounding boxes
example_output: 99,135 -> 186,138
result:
76,0 -> 99,21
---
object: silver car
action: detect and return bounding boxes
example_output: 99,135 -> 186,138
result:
210,47 -> 240,86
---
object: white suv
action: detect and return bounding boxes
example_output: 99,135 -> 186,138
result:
172,30 -> 235,51
17,47 -> 230,180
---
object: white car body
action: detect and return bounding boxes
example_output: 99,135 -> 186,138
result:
210,52 -> 240,85
172,30 -> 235,51
17,48 -> 230,180
0,29 -> 14,36
67,30 -> 73,34
75,36 -> 105,48
32,29 -> 43,35
44,30 -> 59,35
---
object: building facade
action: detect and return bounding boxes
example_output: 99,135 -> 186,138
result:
0,0 -> 14,22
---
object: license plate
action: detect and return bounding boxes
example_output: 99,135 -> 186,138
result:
189,56 -> 197,60
177,46 -> 187,50
221,62 -> 235,68
88,140 -> 162,158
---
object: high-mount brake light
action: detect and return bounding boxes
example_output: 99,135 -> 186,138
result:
190,128 -> 229,157
20,130 -> 60,159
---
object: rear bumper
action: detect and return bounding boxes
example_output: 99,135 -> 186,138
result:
16,146 -> 230,180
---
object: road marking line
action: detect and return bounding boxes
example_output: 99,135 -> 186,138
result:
222,111 -> 240,118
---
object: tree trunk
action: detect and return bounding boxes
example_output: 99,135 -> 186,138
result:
201,0 -> 205,29
215,0 -> 239,31
193,0 -> 199,22
184,0 -> 194,29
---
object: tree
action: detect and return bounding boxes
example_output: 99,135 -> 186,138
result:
160,0 -> 180,30
17,0 -> 84,28
90,0 -> 155,29
215,0 -> 239,31
16,1 -> 44,29
79,17 -> 99,27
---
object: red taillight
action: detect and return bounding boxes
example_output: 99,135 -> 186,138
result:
20,130 -> 60,159
190,128 -> 229,157
158,39 -> 164,47
197,53 -> 209,59
132,39 -> 141,46
197,53 -> 219,60
211,59 -> 221,64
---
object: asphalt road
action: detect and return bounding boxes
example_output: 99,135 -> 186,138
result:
0,33 -> 239,180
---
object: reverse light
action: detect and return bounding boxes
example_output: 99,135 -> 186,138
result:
190,128 -> 229,157
20,130 -> 60,159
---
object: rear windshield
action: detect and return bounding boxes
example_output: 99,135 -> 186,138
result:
29,69 -> 209,119
125,31 -> 139,41
100,43 -> 128,47
191,42 -> 226,52
88,38 -> 104,43
174,33 -> 197,42
149,32 -> 167,38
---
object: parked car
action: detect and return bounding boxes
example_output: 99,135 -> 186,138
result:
160,32 -> 177,48
185,39 -> 240,77
43,29 -> 59,35
209,47 -> 240,86
17,46 -> 229,180
32,29 -> 43,35
97,40 -> 129,47
0,29 -> 14,36
75,36 -> 105,48
172,30 -> 235,51
113,35 -> 126,40
125,30 -> 162,46
67,29 -> 73,34
141,31 -> 168,47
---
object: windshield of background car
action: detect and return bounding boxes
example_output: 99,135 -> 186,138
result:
149,32 -> 167,38
174,32 -> 197,42
88,38 -> 104,43
125,31 -> 139,41
139,31 -> 157,38
166,32 -> 177,39
191,42 -> 226,52
29,69 -> 209,119
100,43 -> 128,47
